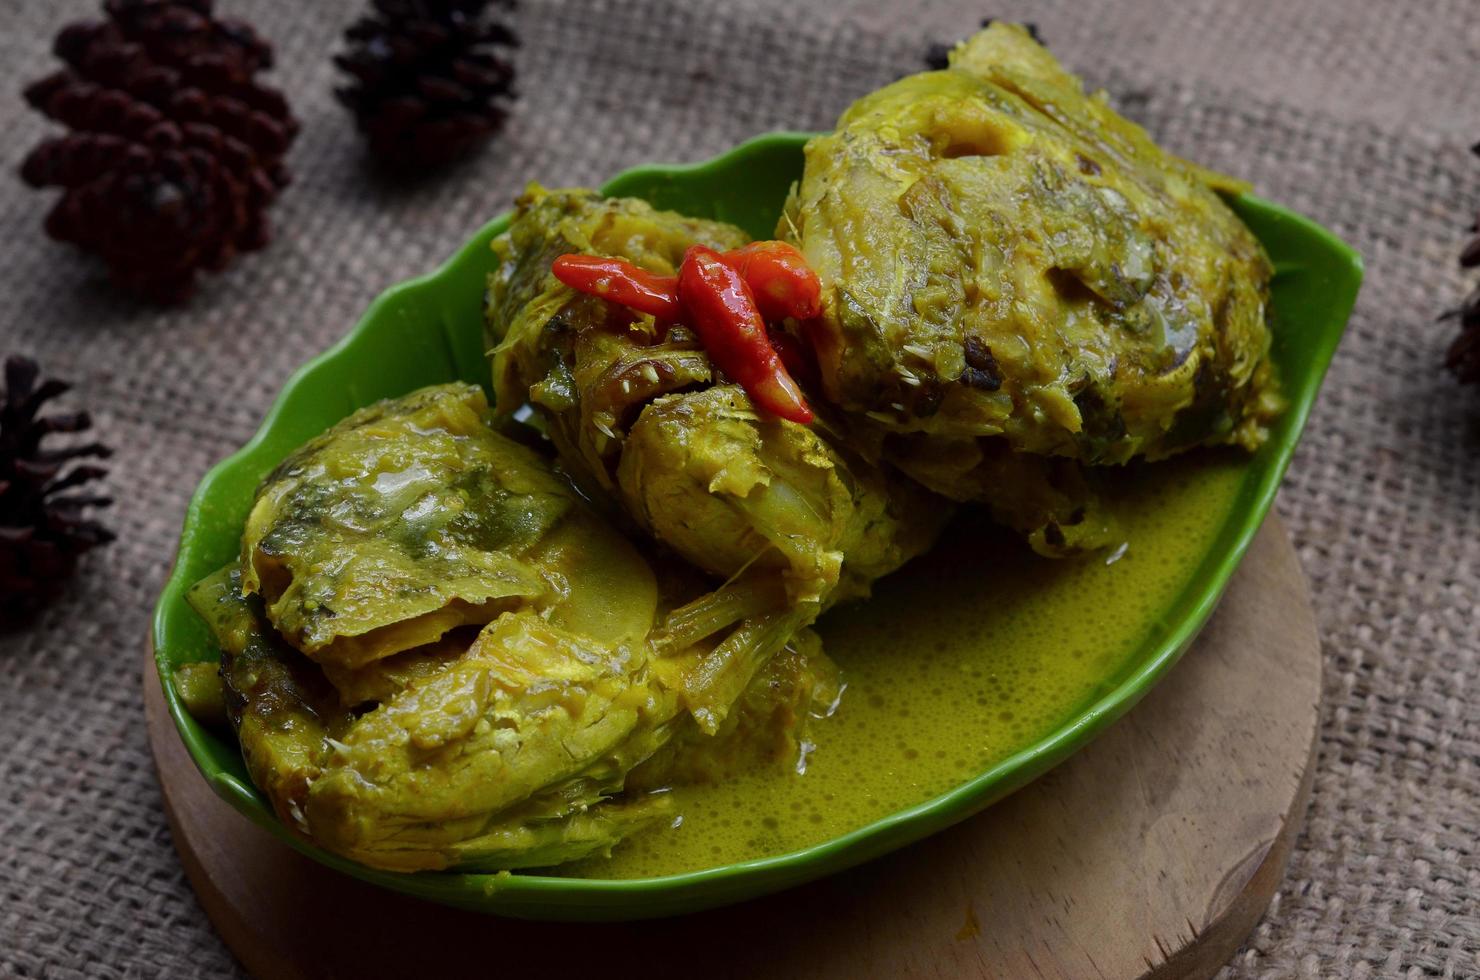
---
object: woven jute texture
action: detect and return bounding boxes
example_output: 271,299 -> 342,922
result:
2,1 -> 1476,977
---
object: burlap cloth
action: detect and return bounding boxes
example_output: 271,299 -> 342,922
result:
2,0 -> 1476,976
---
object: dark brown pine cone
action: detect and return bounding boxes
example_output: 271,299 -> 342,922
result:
925,18 -> 1043,70
334,0 -> 518,171
1445,141 -> 1480,385
19,0 -> 298,305
0,356 -> 115,629
1445,285 -> 1480,384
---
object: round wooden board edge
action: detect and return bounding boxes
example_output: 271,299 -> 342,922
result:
1156,692 -> 1319,979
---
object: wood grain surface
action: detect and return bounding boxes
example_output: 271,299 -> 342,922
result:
144,516 -> 1321,980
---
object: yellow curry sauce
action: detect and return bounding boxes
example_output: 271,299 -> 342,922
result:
570,451 -> 1246,878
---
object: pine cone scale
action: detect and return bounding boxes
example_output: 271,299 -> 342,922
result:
35,444 -> 113,466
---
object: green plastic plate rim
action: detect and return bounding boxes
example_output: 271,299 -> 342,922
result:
150,130 -> 1362,920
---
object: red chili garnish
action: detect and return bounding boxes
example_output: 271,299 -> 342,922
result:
718,241 -> 822,322
551,254 -> 681,321
677,245 -> 813,424
769,330 -> 817,390
550,243 -> 820,424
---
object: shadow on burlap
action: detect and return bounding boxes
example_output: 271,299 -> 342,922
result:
0,1 -> 1475,977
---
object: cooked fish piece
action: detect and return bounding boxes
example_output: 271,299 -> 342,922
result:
192,383 -> 845,872
239,383 -> 654,670
782,23 -> 1281,549
617,384 -> 931,607
487,185 -> 749,508
486,188 -> 948,723
171,661 -> 229,729
630,627 -> 842,790
189,566 -> 676,871
190,563 -> 839,872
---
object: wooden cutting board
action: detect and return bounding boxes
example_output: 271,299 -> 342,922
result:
144,515 -> 1321,980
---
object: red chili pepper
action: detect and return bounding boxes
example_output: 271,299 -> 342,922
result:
677,245 -> 813,425
768,330 -> 817,391
551,254 -> 680,321
718,241 -> 822,322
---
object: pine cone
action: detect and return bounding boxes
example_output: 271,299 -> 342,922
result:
925,18 -> 1043,70
0,357 -> 115,628
335,0 -> 518,171
1445,141 -> 1480,385
19,0 -> 298,305
1445,285 -> 1480,384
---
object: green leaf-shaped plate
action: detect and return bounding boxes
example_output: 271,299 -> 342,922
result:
151,131 -> 1361,920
